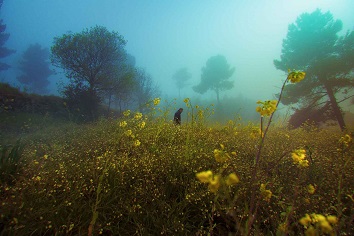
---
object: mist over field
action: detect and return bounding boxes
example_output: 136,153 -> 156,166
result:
1,1 -> 354,235
1,0 -> 353,123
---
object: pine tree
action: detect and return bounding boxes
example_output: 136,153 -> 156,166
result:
0,0 -> 15,71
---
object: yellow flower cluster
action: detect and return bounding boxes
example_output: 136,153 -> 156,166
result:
123,110 -> 130,117
153,98 -> 161,106
287,70 -> 306,83
133,139 -> 141,147
196,171 -> 220,193
213,144 -> 230,163
339,134 -> 352,148
225,173 -> 240,186
307,184 -> 316,194
196,170 -> 240,193
256,100 -> 277,116
138,121 -> 146,129
250,127 -> 263,139
119,121 -> 127,128
124,129 -> 133,137
291,149 -> 309,167
299,213 -> 337,235
134,112 -> 143,120
260,184 -> 272,202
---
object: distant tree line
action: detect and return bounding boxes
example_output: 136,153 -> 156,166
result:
1,3 -> 353,128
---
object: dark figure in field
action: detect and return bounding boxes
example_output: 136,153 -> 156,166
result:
174,108 -> 183,125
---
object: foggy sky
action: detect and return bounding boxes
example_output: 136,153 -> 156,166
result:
2,0 -> 354,103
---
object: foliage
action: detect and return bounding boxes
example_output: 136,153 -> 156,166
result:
16,43 -> 54,94
0,0 -> 16,71
51,26 -> 129,121
0,97 -> 353,235
0,139 -> 25,186
131,68 -> 160,113
193,55 -> 235,104
172,67 -> 191,98
274,9 -> 354,131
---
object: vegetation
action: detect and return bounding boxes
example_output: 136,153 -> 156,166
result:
0,0 -> 15,71
51,26 -> 132,122
274,9 -> 354,131
193,55 -> 235,105
1,71 -> 353,235
172,67 -> 192,98
17,43 -> 54,94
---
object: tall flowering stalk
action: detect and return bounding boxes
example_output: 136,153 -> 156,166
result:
247,70 -> 306,234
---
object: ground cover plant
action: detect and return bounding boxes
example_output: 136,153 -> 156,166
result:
0,72 -> 353,235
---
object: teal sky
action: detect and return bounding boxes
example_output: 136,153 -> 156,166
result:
2,0 -> 354,107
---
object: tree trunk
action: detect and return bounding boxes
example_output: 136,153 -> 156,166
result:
107,92 -> 112,118
216,89 -> 220,105
324,82 -> 346,131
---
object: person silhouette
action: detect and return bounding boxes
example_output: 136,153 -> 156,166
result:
173,108 -> 183,125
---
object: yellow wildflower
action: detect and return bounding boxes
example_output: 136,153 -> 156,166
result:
138,121 -> 146,129
196,170 -> 213,183
299,160 -> 309,167
183,98 -> 190,103
304,226 -> 316,236
119,121 -> 127,127
326,215 -> 338,224
256,100 -> 277,116
153,98 -> 161,106
339,134 -> 352,148
133,139 -> 141,147
213,148 -> 230,163
125,130 -> 133,137
287,70 -> 306,83
208,175 -> 221,193
307,184 -> 315,194
260,183 -> 272,202
311,213 -> 326,223
319,220 -> 333,233
134,112 -> 143,120
299,214 -> 312,227
225,173 -> 240,186
291,149 -> 308,167
123,110 -> 131,117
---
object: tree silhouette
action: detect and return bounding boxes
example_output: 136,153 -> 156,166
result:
193,55 -> 235,105
274,9 -> 354,131
172,67 -> 191,98
17,43 -> 54,94
0,0 -> 15,71
51,26 -> 128,121
133,68 -> 160,112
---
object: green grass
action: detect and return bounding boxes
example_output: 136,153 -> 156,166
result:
0,110 -> 353,235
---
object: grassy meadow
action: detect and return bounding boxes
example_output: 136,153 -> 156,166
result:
1,97 -> 353,236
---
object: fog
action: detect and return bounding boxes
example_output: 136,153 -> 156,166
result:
2,0 -> 354,104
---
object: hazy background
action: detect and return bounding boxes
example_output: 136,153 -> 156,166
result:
1,0 -> 354,103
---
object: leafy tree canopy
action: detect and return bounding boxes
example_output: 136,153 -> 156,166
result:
17,43 -> 54,94
51,25 -> 129,121
193,55 -> 235,104
51,25 -> 127,92
274,9 -> 354,130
